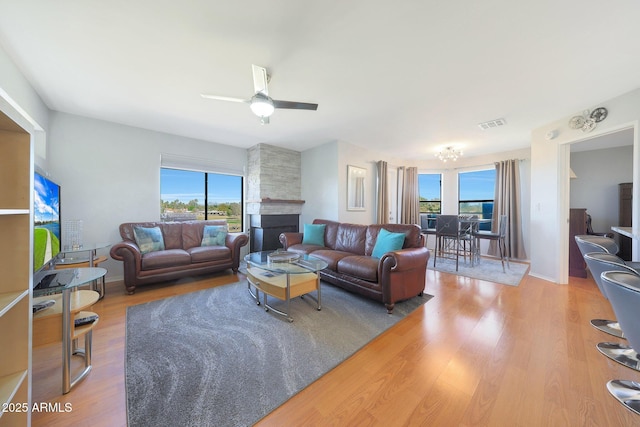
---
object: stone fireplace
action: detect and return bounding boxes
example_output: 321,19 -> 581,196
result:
247,144 -> 304,252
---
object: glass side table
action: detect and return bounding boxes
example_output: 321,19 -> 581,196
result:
34,267 -> 107,393
242,250 -> 327,322
58,242 -> 111,265
57,243 -> 110,298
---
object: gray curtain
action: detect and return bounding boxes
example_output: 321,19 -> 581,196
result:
400,166 -> 420,225
490,159 -> 527,259
376,160 -> 389,224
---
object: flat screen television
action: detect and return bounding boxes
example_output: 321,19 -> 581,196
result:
33,172 -> 61,273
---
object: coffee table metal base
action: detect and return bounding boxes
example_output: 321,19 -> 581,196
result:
245,267 -> 321,322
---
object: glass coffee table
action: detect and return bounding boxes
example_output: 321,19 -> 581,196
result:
243,250 -> 327,322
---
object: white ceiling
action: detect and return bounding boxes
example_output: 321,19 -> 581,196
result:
1,1 -> 640,160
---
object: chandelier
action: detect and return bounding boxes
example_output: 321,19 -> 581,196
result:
436,146 -> 463,162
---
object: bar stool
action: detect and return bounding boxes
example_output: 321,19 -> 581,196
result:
583,252 -> 639,338
574,235 -> 619,257
596,272 -> 640,372
599,271 -> 640,415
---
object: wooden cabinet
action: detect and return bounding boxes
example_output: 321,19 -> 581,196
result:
619,183 -> 632,261
0,123 -> 32,425
569,208 -> 587,278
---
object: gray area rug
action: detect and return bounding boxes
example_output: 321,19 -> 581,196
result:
125,281 -> 431,427
430,256 -> 529,286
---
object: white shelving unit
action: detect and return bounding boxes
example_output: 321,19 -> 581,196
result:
0,122 -> 32,425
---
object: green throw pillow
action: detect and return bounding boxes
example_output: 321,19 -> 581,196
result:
371,228 -> 406,259
133,226 -> 165,254
201,225 -> 228,247
302,223 -> 326,246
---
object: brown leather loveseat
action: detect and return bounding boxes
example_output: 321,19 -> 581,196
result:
110,220 -> 248,294
279,219 -> 430,313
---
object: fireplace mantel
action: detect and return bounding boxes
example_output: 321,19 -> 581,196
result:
247,198 -> 305,204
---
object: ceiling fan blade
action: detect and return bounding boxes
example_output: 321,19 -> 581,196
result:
252,64 -> 269,96
200,94 -> 249,103
272,100 -> 319,111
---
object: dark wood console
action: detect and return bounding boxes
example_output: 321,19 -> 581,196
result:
569,208 -> 587,278
619,183 -> 632,260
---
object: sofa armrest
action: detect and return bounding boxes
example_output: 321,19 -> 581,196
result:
110,241 -> 142,263
279,232 -> 303,249
225,232 -> 249,270
379,247 -> 430,273
110,241 -> 144,293
378,247 -> 430,312
225,232 -> 249,249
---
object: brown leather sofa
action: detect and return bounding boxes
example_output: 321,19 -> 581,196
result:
110,220 -> 248,294
279,219 -> 429,313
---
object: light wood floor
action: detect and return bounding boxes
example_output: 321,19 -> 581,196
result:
31,266 -> 639,426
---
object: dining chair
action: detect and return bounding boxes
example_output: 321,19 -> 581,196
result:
583,252 -> 640,338
599,271 -> 640,415
473,214 -> 509,272
458,214 -> 478,266
420,215 -> 437,247
434,215 -> 461,271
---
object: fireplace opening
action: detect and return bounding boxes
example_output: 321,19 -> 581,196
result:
250,214 -> 299,252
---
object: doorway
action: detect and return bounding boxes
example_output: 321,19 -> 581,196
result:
568,128 -> 634,277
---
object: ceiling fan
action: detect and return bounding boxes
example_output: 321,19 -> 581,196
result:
201,64 -> 318,124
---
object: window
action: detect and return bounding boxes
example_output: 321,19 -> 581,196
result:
419,173 -> 441,228
160,168 -> 243,232
418,173 -> 441,214
458,169 -> 496,230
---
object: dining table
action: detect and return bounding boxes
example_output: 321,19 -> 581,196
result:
429,214 -> 492,267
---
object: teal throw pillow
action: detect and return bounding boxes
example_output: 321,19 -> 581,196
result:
201,225 -> 228,247
133,226 -> 165,254
302,223 -> 326,246
371,228 -> 406,259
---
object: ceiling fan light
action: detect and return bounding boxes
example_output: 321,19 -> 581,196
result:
250,94 -> 275,117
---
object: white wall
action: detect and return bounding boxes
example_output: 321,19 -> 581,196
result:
47,111 -> 247,282
570,145 -> 633,233
337,141 -> 381,224
532,87 -> 640,283
301,140 -> 409,226
0,44 -> 48,156
300,141 -> 339,225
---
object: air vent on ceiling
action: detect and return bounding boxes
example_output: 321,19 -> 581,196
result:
478,118 -> 506,130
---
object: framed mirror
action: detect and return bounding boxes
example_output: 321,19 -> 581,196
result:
347,165 -> 366,211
